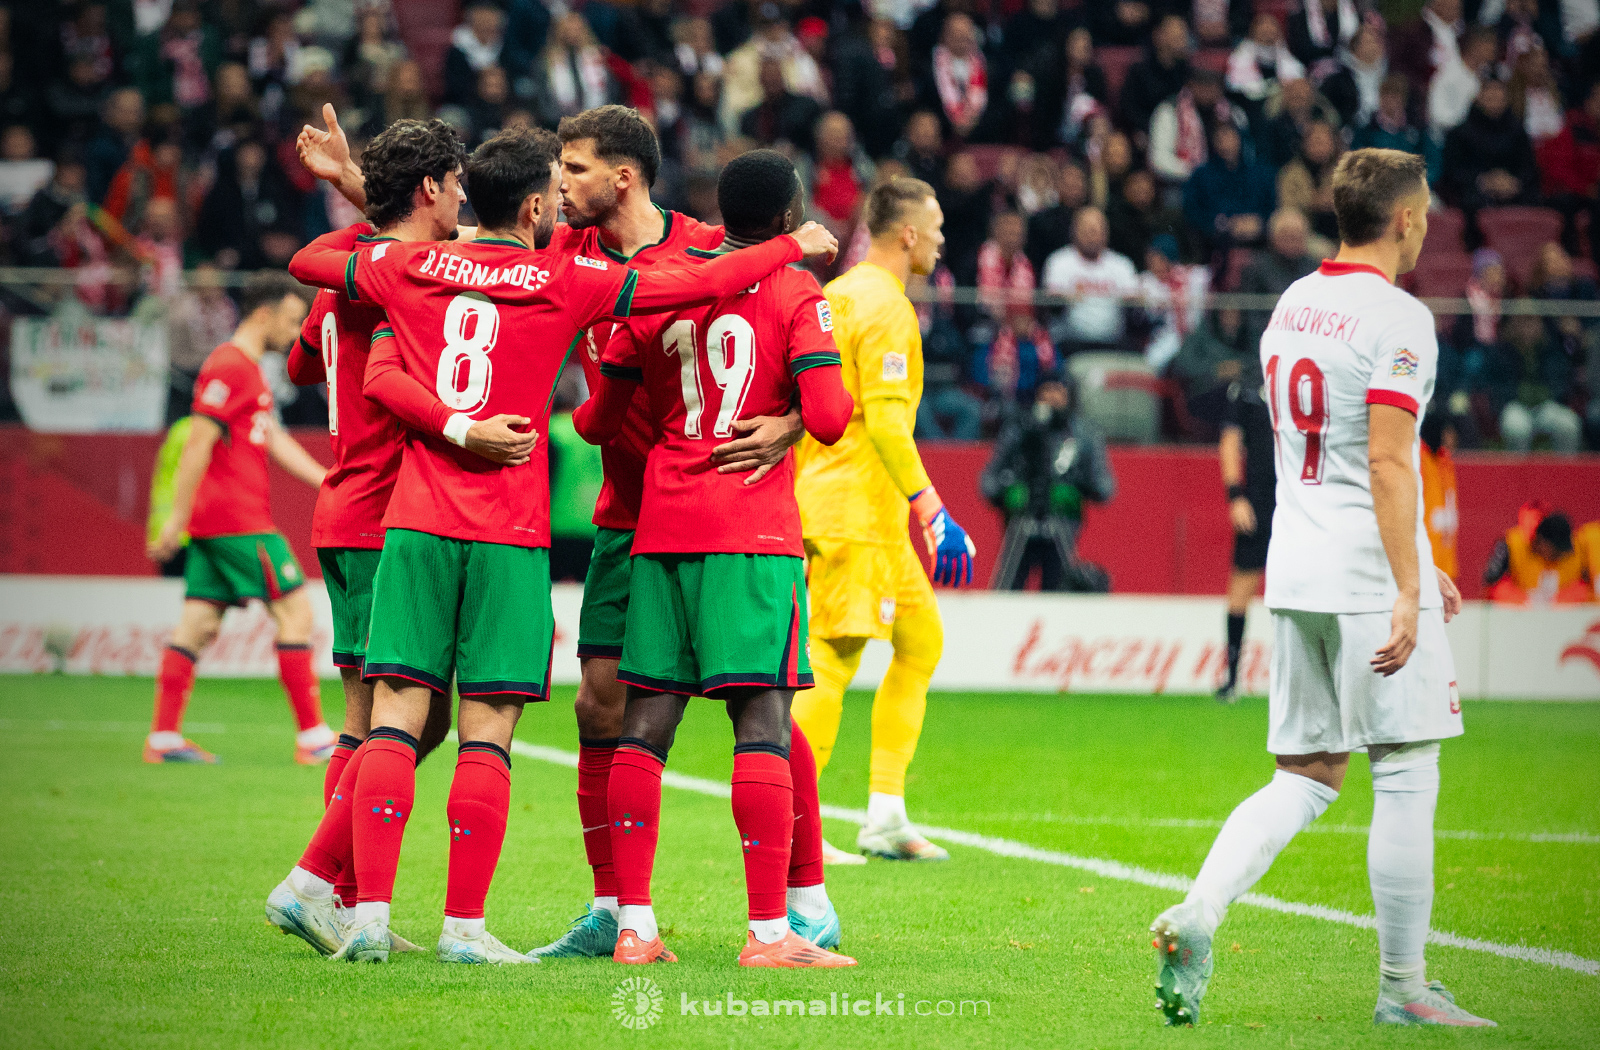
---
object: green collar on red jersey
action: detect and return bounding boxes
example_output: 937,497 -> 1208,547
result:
597,206 -> 674,263
473,236 -> 530,249
355,234 -> 399,243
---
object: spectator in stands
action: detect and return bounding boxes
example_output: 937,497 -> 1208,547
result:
104,129 -> 182,234
938,150 -> 994,282
1037,27 -> 1107,150
1539,80 -> 1600,234
980,308 -> 1058,401
807,111 -> 873,229
1479,313 -> 1583,452
1139,233 -> 1209,373
1170,306 -> 1250,428
1320,24 -> 1386,130
16,154 -> 86,266
914,264 -> 983,439
738,55 -> 823,152
1088,124 -> 1135,208
1001,0 -> 1076,72
0,53 -> 42,143
1120,14 -> 1192,148
1106,166 -> 1189,266
1442,78 -> 1539,213
1391,0 -> 1464,100
1014,153 -> 1060,218
1042,206 -> 1139,353
682,71 -> 727,176
361,58 -> 431,138
188,61 -> 257,154
1183,122 -> 1276,261
1150,69 -> 1246,189
977,210 -> 1036,322
673,16 -> 724,81
130,0 -> 220,115
1496,0 -> 1565,62
892,108 -> 946,190
467,65 -> 514,146
1227,13 -> 1306,117
924,13 -> 988,142
135,196 -> 184,299
1429,27 -> 1500,137
84,86 -> 144,204
1287,0 -> 1362,78
165,259 -> 237,417
531,13 -> 623,126
1026,158 -> 1087,273
195,138 -> 300,271
341,8 -> 409,114
247,10 -> 298,122
1257,76 -> 1339,170
721,7 -> 827,132
826,19 -> 902,158
1509,46 -> 1563,144
1090,0 -> 1156,47
1453,248 -> 1506,415
446,3 -> 508,107
1239,208 -> 1316,351
0,125 -> 51,219
46,56 -> 110,152
1528,242 -> 1598,353
1276,118 -> 1342,242
1353,74 -> 1430,172
982,375 -> 1115,592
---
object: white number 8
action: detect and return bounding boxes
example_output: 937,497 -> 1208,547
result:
436,294 -> 499,412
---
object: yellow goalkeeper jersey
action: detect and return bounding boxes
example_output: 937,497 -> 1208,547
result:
795,261 -> 924,545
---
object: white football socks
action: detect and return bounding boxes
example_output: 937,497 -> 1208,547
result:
1369,742 -> 1440,999
592,895 -> 620,920
1187,768 -> 1339,934
443,916 -> 485,939
867,792 -> 908,829
749,917 -> 789,943
619,904 -> 658,942
147,731 -> 185,750
351,901 -> 389,927
297,723 -> 337,749
288,866 -> 334,900
787,883 -> 830,920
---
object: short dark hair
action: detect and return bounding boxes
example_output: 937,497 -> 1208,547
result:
863,176 -> 936,237
557,104 -> 660,188
239,270 -> 305,318
717,149 -> 800,238
361,118 -> 468,230
466,126 -> 561,231
1535,512 -> 1574,556
1331,148 -> 1429,247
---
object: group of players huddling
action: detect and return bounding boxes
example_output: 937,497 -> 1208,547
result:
144,97 -> 1492,1023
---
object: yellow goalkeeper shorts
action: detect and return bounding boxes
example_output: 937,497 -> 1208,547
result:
804,534 -> 934,641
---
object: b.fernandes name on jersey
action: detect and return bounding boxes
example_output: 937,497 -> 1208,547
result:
416,249 -> 551,291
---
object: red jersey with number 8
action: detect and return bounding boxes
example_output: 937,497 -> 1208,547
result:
602,252 -> 842,557
188,342 -> 276,537
289,228 -> 406,550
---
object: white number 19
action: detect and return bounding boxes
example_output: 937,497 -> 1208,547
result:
663,315 -> 756,438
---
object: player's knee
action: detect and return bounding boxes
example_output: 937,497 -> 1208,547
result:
726,690 -> 791,748
620,689 -> 685,755
271,591 -> 314,642
416,691 -> 454,762
576,660 -> 626,737
892,607 -> 943,675
1368,741 -> 1440,793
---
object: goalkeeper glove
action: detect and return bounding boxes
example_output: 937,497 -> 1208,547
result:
910,486 -> 976,587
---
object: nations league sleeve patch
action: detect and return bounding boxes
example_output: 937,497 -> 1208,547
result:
1390,346 -> 1419,378
817,300 -> 833,332
199,379 -> 231,408
575,255 -> 609,270
882,351 -> 907,381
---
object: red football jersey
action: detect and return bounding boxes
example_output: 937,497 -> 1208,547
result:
289,232 -> 406,550
188,342 -> 275,537
603,252 -> 842,557
340,231 -> 804,548
567,210 -> 724,532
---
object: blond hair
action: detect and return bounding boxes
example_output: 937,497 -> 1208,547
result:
1331,148 -> 1428,247
864,177 -> 936,238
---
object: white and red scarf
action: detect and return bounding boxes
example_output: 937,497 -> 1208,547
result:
933,45 -> 988,130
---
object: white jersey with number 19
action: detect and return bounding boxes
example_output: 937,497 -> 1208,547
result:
1259,259 -> 1442,615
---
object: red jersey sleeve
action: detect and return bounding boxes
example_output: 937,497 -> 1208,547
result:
363,323 -> 452,436
191,351 -> 258,428
562,236 -> 805,328
348,239 -> 411,307
573,322 -> 644,445
287,292 -> 330,386
286,222 -> 371,292
783,276 -> 851,444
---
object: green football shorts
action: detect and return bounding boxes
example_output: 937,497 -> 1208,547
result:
316,547 -> 383,670
617,552 -> 812,698
185,532 -> 304,605
577,527 -> 634,660
363,528 -> 554,699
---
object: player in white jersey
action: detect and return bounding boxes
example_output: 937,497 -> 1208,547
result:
1145,150 -> 1494,1029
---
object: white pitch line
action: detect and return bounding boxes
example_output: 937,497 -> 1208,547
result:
943,812 -> 1600,845
509,741 -> 1600,977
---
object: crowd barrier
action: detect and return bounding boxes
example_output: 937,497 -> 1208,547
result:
1,577 -> 1595,700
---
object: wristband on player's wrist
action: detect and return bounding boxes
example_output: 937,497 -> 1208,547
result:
909,486 -> 943,525
1227,484 -> 1248,502
444,413 -> 474,447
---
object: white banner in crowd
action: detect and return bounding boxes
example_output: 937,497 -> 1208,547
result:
9,311 -> 168,433
0,577 -> 1596,700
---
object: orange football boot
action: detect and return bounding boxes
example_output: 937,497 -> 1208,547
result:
737,930 -> 857,968
613,928 -> 678,964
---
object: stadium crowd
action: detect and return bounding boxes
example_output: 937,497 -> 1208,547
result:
2,0 -> 1600,449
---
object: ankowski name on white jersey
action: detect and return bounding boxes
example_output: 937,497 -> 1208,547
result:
1259,260 -> 1442,614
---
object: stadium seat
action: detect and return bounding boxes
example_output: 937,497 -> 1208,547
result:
1422,207 -> 1466,255
1573,257 -> 1600,284
1477,206 -> 1564,288
1407,254 -> 1475,299
1096,47 -> 1143,109
1068,352 -> 1161,444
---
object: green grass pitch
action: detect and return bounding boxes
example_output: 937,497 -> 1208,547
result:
1,674 -> 1596,1049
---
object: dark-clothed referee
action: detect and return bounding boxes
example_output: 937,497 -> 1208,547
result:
1216,376 -> 1276,701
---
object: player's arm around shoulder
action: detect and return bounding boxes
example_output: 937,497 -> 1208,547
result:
573,321 -> 645,446
286,294 -> 332,386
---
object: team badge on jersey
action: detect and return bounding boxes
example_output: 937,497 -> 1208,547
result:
878,596 -> 896,625
200,379 -> 230,408
575,256 -> 608,270
817,301 -> 834,332
882,351 -> 907,381
1390,346 -> 1419,377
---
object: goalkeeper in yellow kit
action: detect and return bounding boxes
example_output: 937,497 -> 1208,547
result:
792,178 -> 976,863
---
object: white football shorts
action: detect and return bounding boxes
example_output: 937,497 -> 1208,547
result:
1267,607 -> 1464,755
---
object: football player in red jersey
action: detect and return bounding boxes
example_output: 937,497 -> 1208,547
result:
267,118 -> 482,956
283,127 -> 838,965
144,272 -> 332,766
573,150 -> 857,968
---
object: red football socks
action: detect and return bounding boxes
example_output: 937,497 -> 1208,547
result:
350,729 -> 418,904
577,739 -> 619,897
608,743 -> 665,907
300,737 -> 371,884
731,747 -> 794,921
151,645 -> 197,734
324,734 -> 361,806
787,720 -> 824,889
276,643 -> 325,731
444,742 -> 512,920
